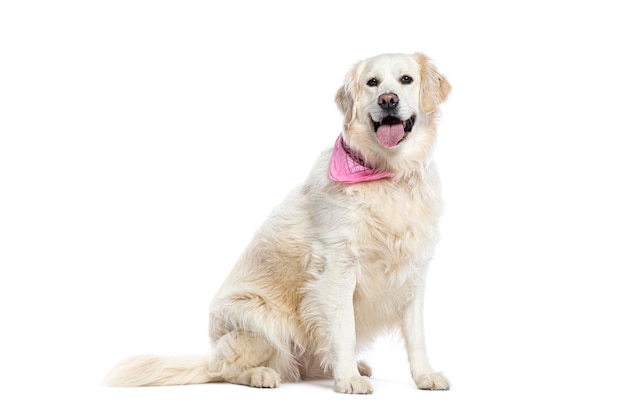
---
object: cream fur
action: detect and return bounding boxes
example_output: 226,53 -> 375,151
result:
105,52 -> 451,394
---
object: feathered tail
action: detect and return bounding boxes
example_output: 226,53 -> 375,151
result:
104,355 -> 220,386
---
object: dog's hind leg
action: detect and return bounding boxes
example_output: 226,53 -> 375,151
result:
208,331 -> 281,388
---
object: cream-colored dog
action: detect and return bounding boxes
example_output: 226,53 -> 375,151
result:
106,52 -> 451,394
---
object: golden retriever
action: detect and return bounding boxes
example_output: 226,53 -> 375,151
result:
105,52 -> 451,394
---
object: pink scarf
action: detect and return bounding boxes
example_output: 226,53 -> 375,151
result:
328,134 -> 393,183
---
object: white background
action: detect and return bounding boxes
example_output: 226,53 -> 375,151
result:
1,0 -> 625,413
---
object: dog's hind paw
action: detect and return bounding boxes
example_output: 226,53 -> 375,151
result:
357,361 -> 372,377
236,367 -> 281,389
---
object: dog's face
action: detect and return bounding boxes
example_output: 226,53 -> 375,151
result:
358,54 -> 423,148
336,53 -> 450,169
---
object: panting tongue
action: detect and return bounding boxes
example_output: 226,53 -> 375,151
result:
376,117 -> 404,147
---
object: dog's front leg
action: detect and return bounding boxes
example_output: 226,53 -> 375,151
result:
310,265 -> 373,394
402,276 -> 450,390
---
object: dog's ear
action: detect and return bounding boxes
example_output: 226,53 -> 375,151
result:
416,53 -> 451,114
335,83 -> 353,122
335,62 -> 363,124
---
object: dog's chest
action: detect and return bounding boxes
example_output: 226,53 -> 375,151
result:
344,180 -> 440,318
348,180 -> 438,266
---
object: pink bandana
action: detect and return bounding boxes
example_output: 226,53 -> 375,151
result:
329,134 -> 393,183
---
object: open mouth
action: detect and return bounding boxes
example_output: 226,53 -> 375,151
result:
371,115 -> 416,147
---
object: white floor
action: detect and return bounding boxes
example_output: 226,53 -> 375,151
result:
9,342 -> 622,415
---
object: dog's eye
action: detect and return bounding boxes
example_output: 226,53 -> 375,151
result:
366,78 -> 379,87
400,75 -> 413,85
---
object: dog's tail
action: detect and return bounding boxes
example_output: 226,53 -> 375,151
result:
104,355 -> 220,386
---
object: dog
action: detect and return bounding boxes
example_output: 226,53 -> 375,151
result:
105,52 -> 451,394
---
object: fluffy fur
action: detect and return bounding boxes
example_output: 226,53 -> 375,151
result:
105,52 -> 451,394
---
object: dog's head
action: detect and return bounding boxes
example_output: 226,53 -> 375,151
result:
336,53 -> 450,173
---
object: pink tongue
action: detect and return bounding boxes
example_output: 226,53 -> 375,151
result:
376,122 -> 404,147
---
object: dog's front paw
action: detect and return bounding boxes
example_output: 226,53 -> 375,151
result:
415,372 -> 449,390
334,375 -> 374,394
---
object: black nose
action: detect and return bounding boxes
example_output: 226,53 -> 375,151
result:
378,93 -> 399,110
